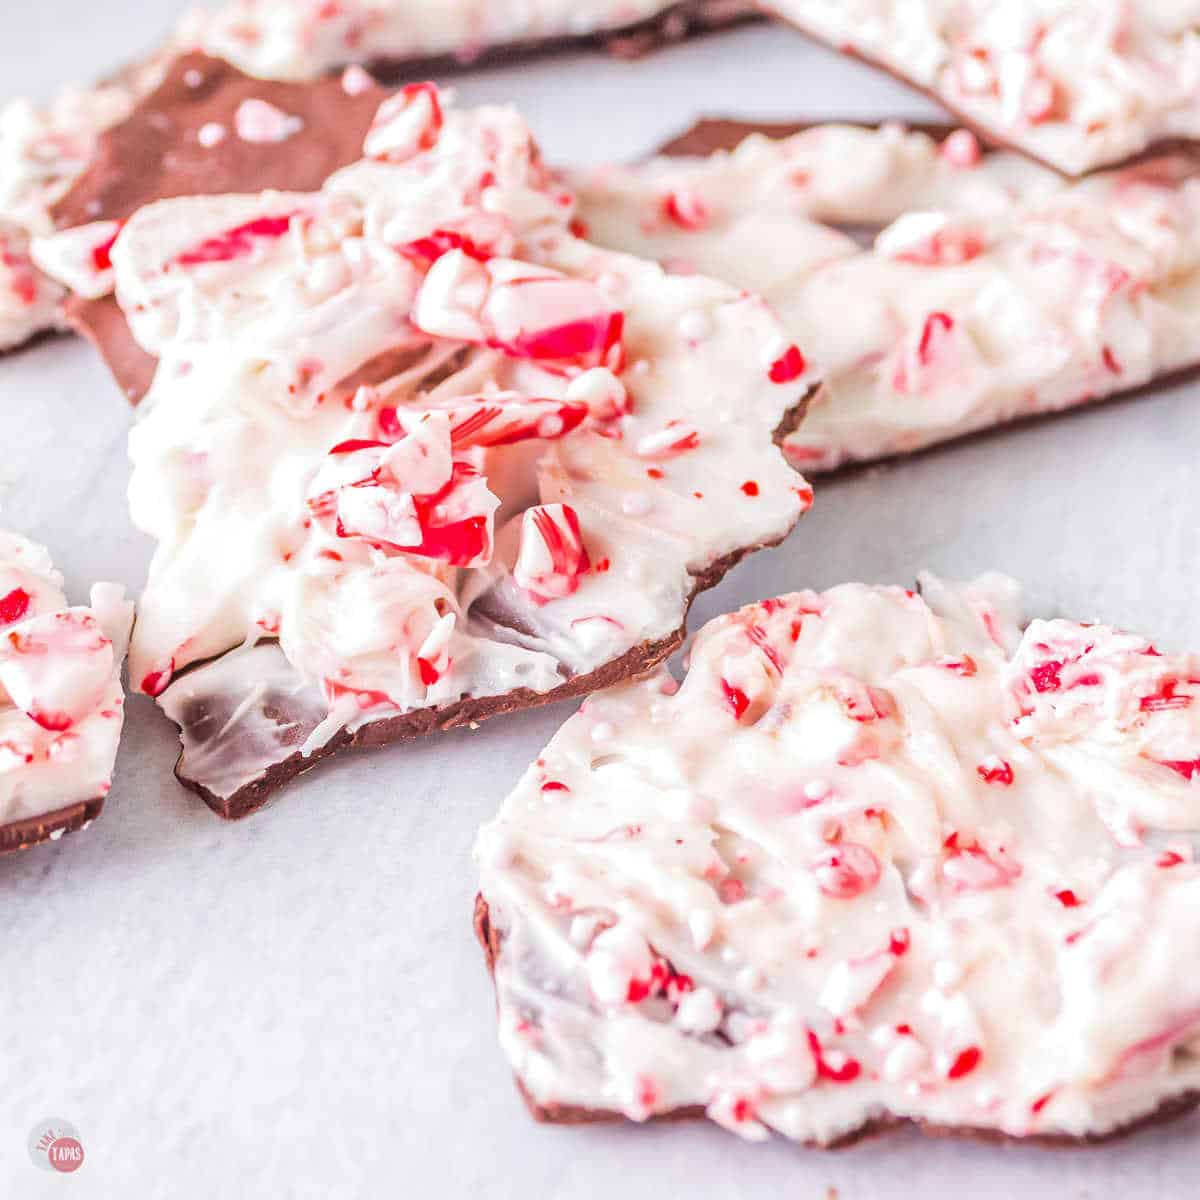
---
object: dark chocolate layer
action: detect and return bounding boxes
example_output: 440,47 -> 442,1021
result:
56,51 -> 391,404
0,795 -> 105,856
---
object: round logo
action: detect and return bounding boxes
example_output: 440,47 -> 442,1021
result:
27,1119 -> 85,1173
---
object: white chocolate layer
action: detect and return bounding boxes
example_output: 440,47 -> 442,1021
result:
477,575 -> 1200,1144
112,92 -> 813,803
0,530 -> 133,827
769,0 -> 1200,175
570,123 -> 1200,470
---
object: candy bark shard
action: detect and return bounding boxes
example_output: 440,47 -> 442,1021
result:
114,93 -> 816,818
0,2 -> 753,353
571,119 -> 1200,471
0,531 -> 133,852
764,1 -> 1200,176
476,574 -> 1200,1146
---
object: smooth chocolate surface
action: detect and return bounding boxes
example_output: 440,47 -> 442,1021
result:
57,51 -> 391,404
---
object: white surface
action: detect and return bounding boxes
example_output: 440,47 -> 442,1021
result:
1,8 -> 1198,1198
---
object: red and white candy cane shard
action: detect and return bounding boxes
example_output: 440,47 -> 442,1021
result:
363,82 -> 443,163
29,219 -> 123,300
309,417 -> 501,569
388,394 -> 590,449
0,530 -> 132,841
413,251 -> 624,368
513,505 -> 591,605
176,212 -> 299,267
0,610 -> 114,732
478,573 -> 1200,1146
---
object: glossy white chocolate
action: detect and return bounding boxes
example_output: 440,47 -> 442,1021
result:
477,574 -> 1200,1144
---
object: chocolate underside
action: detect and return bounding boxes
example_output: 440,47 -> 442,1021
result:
55,51 -> 392,404
0,795 -> 105,857
472,894 -> 1200,1146
759,13 -> 1200,178
170,388 -> 812,822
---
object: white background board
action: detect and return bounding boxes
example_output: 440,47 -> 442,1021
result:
1,4 -> 1197,1196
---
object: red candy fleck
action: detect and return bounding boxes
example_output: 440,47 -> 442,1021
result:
141,662 -> 175,697
397,228 -> 490,266
417,657 -> 441,686
768,345 -> 807,384
0,587 -> 31,626
731,1097 -> 755,1123
324,680 -> 393,710
541,781 -> 569,793
1160,758 -> 1200,780
721,679 -> 750,720
946,1046 -> 982,1080
1140,679 -> 1192,712
888,927 -> 911,957
719,878 -> 746,904
1029,660 -> 1063,693
29,709 -> 73,732
177,214 -> 296,266
1054,889 -> 1082,908
806,1029 -> 862,1083
91,230 -> 120,273
976,758 -> 1014,786
813,843 -> 881,899
667,973 -> 694,1000
892,228 -> 985,267
635,1076 -> 659,1111
328,437 -> 387,456
917,312 -> 954,365
626,977 -> 651,1003
662,189 -> 709,230
1157,849 -> 1187,868
1101,345 -> 1122,375
377,407 -> 403,439
741,481 -> 759,497
941,654 -> 978,676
